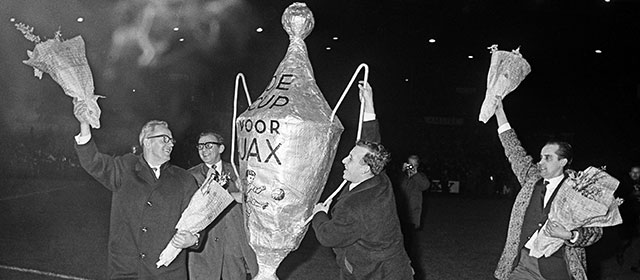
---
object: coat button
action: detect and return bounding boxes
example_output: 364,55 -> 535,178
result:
214,237 -> 220,242
141,227 -> 148,233
538,223 -> 543,227
140,253 -> 146,259
146,201 -> 153,207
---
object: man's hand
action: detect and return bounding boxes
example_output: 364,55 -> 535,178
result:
74,100 -> 92,137
358,81 -> 375,115
170,230 -> 198,249
544,220 -> 572,240
313,202 -> 330,215
402,163 -> 417,177
494,96 -> 508,127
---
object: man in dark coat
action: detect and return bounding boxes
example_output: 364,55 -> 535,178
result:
311,82 -> 413,280
492,101 -> 602,280
188,130 -> 258,279
74,115 -> 199,279
398,155 -> 431,230
614,165 -> 640,272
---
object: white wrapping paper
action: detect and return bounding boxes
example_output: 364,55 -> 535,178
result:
479,44 -> 531,123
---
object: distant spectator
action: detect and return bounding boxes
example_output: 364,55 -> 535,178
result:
398,155 -> 431,230
615,165 -> 640,273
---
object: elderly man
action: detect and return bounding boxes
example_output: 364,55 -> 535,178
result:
187,130 -> 258,280
492,101 -> 602,280
74,112 -> 199,279
311,82 -> 413,280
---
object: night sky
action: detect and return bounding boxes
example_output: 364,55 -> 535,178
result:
1,0 -> 639,180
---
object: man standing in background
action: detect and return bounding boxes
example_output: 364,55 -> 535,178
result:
188,130 -> 258,280
399,155 -> 431,231
615,165 -> 640,273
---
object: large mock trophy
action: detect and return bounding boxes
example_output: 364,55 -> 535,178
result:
235,3 -> 344,279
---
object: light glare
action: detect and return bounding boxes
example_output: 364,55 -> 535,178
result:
173,27 -> 179,32
76,17 -> 84,23
595,49 -> 602,54
332,36 -> 338,40
256,27 -> 263,33
428,38 -> 436,43
468,55 -> 474,59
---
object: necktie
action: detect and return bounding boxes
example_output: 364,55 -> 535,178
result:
213,168 -> 220,182
541,180 -> 549,207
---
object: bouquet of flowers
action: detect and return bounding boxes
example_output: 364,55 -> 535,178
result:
479,44 -> 531,123
530,166 -> 623,258
16,23 -> 104,129
156,168 -> 234,267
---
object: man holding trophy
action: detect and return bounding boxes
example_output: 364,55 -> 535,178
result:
311,82 -> 413,280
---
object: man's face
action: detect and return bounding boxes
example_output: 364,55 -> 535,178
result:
630,167 -> 640,181
342,145 -> 370,183
143,126 -> 174,165
197,134 -> 224,165
538,144 -> 567,179
408,158 -> 419,169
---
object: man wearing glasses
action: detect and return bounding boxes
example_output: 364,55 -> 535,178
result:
187,131 -> 257,280
74,116 -> 200,279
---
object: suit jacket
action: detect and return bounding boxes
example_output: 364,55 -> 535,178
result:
312,121 -> 413,280
75,138 -> 197,280
494,129 -> 603,280
187,161 -> 258,279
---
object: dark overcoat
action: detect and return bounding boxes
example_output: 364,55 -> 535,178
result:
187,161 -> 258,279
312,121 -> 413,280
76,139 -> 197,279
398,171 -> 430,226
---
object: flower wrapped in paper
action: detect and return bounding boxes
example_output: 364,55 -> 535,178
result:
479,44 -> 531,123
156,168 -> 234,267
530,166 -> 623,258
16,23 -> 104,129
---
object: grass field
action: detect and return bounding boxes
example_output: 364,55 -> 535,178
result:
0,177 -> 638,279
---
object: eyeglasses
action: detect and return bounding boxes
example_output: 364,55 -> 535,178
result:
147,134 -> 176,144
196,141 -> 223,150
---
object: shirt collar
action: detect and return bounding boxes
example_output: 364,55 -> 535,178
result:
206,161 -> 222,172
545,174 -> 564,190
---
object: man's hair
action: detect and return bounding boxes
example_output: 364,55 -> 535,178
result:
139,120 -> 169,147
246,169 -> 256,176
545,140 -> 573,169
198,130 -> 224,144
356,140 -> 391,175
408,154 -> 420,165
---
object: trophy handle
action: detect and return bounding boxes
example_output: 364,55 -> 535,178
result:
330,63 -> 369,141
231,73 -> 253,181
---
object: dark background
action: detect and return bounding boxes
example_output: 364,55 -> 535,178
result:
1,0 -> 639,194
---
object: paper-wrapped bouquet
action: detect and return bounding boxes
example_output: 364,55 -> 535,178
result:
530,166 -> 623,258
479,44 -> 531,123
16,23 -> 104,128
156,168 -> 234,267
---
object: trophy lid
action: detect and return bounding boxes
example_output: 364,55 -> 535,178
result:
282,2 -> 314,40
